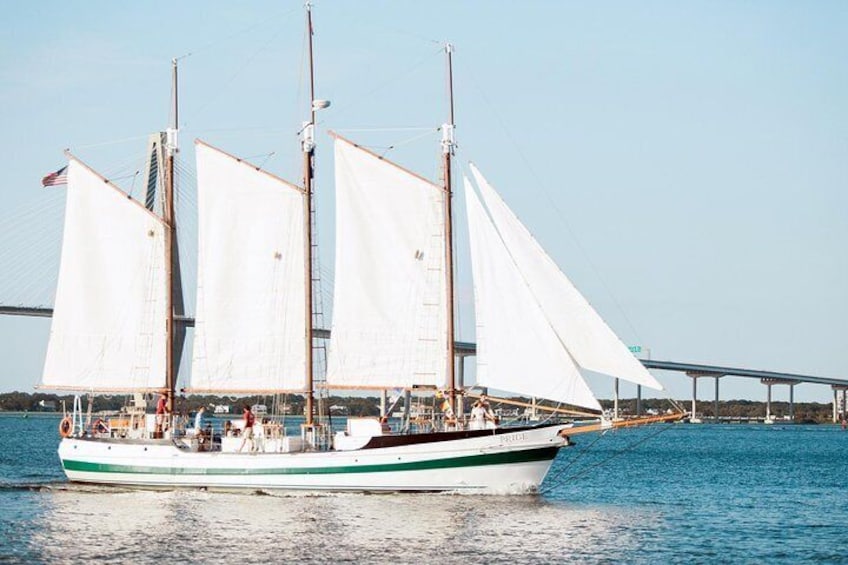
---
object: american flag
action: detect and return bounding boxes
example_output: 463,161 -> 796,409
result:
41,165 -> 68,187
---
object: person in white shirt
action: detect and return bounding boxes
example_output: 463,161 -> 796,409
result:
193,406 -> 206,434
470,396 -> 496,430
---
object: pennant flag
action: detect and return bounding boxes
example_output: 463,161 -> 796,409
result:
42,166 -> 68,187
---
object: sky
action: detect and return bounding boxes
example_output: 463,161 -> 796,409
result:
0,1 -> 845,404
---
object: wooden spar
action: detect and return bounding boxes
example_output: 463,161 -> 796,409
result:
182,387 -> 311,395
315,383 -> 438,391
35,385 -> 170,393
564,412 -> 687,436
194,139 -> 305,193
443,42 -> 457,416
327,131 -> 442,189
163,58 -> 179,413
465,393 -> 601,418
302,3 -> 316,427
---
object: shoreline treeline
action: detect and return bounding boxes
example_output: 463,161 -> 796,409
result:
0,391 -> 837,423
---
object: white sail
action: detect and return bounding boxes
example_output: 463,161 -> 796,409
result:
191,141 -> 306,392
41,158 -> 167,391
326,136 -> 447,389
465,176 -> 601,410
470,164 -> 662,391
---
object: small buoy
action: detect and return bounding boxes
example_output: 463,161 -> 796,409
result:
59,417 -> 73,438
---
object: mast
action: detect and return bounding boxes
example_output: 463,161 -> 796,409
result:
442,43 -> 457,416
302,3 -> 316,426
163,58 -> 179,411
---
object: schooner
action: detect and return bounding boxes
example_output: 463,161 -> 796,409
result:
28,5 -> 682,493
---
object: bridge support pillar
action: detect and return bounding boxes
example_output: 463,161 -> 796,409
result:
714,377 -> 720,423
613,378 -> 620,420
686,371 -> 725,422
636,385 -> 642,417
691,376 -> 698,420
830,385 -> 848,424
761,378 -> 797,423
789,384 -> 794,421
834,389 -> 839,423
766,382 -> 773,422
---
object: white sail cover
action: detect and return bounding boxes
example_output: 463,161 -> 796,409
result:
469,165 -> 662,391
326,137 -> 447,389
191,141 -> 306,392
41,158 -> 167,391
465,177 -> 601,410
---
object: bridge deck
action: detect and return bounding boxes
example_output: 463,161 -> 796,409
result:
2,307 -> 845,387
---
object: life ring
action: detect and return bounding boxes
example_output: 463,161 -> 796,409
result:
58,417 -> 73,438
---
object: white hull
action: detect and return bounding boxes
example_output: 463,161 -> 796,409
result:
58,425 -> 568,493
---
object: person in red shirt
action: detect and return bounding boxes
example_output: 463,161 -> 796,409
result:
155,393 -> 170,436
238,404 -> 256,453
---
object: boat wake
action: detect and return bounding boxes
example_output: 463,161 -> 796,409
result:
0,480 -> 68,492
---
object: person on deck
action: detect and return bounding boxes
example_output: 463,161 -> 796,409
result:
470,395 -> 496,430
155,392 -> 170,436
193,406 -> 207,435
238,404 -> 256,453
193,406 -> 208,450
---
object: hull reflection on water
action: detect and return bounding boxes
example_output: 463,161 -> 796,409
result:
27,487 -> 653,563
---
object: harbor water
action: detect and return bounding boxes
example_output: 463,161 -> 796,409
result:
1,416 -> 846,563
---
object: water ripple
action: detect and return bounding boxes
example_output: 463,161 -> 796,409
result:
1,419 -> 847,564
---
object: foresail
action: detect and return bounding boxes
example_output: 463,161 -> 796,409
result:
465,176 -> 600,410
41,158 -> 167,391
470,165 -> 662,391
191,141 -> 306,392
326,136 -> 447,389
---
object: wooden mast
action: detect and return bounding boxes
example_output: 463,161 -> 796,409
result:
302,3 -> 316,427
163,58 -> 179,412
442,43 -> 457,416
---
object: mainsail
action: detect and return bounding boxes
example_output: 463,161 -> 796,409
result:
470,165 -> 662,391
465,175 -> 600,410
41,157 -> 168,391
190,141 -> 307,392
326,135 -> 447,389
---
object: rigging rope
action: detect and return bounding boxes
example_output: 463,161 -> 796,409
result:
539,423 -> 676,495
453,57 -> 685,411
378,129 -> 440,157
181,5 -> 299,59
328,47 -> 443,121
184,24 -> 289,129
333,127 -> 436,133
456,55 -> 648,347
72,134 -> 152,150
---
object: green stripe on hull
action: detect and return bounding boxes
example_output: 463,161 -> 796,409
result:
62,446 -> 559,477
